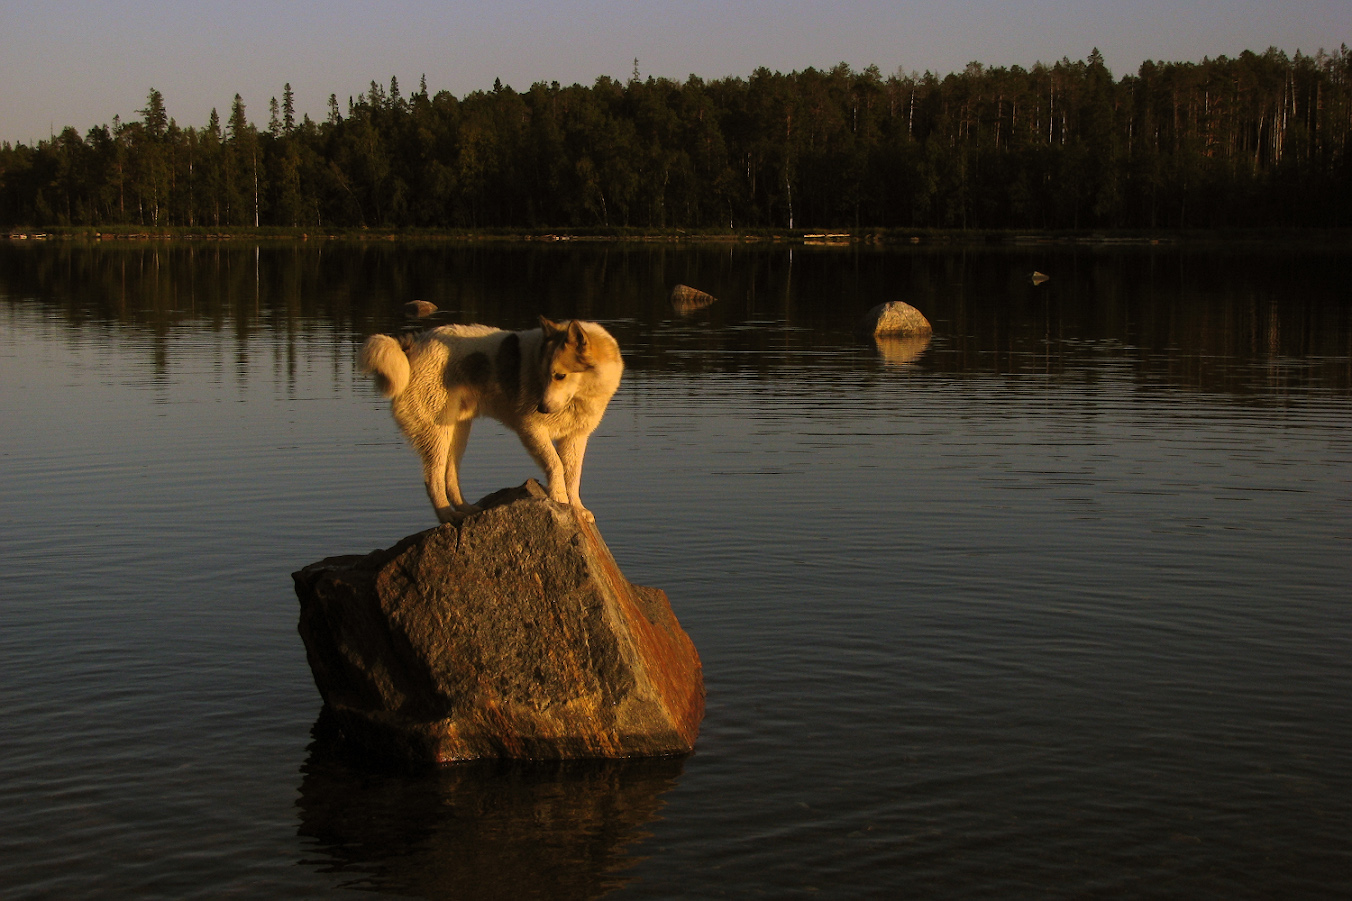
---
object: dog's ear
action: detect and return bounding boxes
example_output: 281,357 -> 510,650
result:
567,320 -> 588,351
539,316 -> 564,335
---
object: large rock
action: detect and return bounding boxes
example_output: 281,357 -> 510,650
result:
294,481 -> 704,763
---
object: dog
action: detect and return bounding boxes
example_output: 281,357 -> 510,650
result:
359,317 -> 624,523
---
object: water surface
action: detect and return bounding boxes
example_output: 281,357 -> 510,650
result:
1,241 -> 1349,898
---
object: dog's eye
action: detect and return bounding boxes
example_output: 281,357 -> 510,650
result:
552,372 -> 566,381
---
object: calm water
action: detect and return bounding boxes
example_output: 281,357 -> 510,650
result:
1,240 -> 1349,898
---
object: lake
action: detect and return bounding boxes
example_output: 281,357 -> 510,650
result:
1,239 -> 1349,898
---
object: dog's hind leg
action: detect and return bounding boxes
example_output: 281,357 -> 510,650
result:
444,420 -> 481,514
420,425 -> 458,523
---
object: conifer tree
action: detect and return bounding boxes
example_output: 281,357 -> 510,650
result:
139,89 -> 168,139
226,94 -> 260,226
282,84 -> 296,132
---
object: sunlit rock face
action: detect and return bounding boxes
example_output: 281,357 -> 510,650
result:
294,481 -> 704,763
860,301 -> 933,337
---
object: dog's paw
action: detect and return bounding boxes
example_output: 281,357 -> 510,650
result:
573,505 -> 595,523
454,502 -> 483,515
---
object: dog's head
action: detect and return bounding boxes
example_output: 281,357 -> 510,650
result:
536,317 -> 597,414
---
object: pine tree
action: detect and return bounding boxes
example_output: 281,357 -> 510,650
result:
282,83 -> 296,133
228,94 -> 248,141
226,94 -> 260,226
140,88 -> 169,139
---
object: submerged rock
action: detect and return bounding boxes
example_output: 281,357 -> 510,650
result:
293,481 -> 704,763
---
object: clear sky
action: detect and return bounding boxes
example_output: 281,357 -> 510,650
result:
1,0 -> 1345,145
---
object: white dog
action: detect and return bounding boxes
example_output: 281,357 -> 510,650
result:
359,317 -> 624,523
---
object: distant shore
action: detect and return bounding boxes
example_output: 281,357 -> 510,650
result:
5,226 -> 1349,248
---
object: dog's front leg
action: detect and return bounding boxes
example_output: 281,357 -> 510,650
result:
557,433 -> 592,521
516,425 -> 570,506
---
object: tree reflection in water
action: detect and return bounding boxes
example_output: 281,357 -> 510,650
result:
2,240 -> 1347,399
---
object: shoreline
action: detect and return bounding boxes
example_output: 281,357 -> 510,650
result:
5,225 -> 1349,248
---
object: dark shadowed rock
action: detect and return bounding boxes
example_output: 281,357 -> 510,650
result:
293,480 -> 704,763
859,301 -> 933,337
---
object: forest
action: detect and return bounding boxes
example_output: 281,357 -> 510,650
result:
2,46 -> 1349,231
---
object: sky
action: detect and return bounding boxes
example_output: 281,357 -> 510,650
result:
1,1 -> 1346,145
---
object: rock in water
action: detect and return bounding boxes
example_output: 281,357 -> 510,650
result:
859,301 -> 933,337
404,299 -> 438,318
293,481 -> 704,763
669,283 -> 717,313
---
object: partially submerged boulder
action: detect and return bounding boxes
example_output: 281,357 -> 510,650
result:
859,301 -> 933,337
669,283 -> 717,313
404,299 -> 438,318
294,481 -> 704,763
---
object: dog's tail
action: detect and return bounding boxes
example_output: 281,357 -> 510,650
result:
358,334 -> 411,398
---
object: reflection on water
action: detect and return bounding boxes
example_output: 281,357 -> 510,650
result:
299,714 -> 683,900
1,240 -> 1347,397
873,334 -> 932,367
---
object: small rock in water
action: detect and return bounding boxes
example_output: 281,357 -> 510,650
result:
404,300 -> 438,318
669,284 -> 717,313
293,480 -> 704,763
859,301 -> 933,337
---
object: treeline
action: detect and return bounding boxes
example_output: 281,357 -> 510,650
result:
3,47 -> 1350,231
